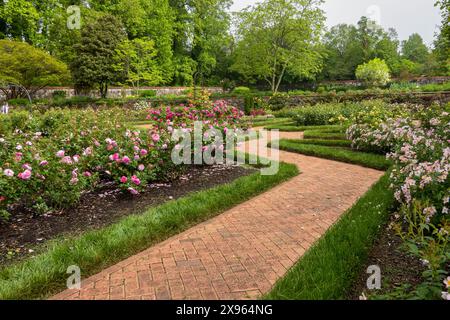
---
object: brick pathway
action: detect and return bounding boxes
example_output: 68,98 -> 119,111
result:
51,130 -> 383,300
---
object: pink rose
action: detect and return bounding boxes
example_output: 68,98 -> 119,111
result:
120,176 -> 128,183
109,153 -> 120,162
39,160 -> 48,166
122,156 -> 131,164
60,156 -> 73,165
131,175 -> 141,186
138,164 -> 145,171
18,169 -> 32,180
83,171 -> 92,177
152,134 -> 160,142
140,149 -> 148,156
83,147 -> 93,156
56,150 -> 65,158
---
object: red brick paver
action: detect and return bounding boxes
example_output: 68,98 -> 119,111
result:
51,131 -> 383,300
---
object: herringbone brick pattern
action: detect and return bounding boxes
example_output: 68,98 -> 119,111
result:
51,131 -> 383,300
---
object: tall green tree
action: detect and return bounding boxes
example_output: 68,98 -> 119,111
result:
113,38 -> 162,89
0,39 -> 69,99
232,0 -> 325,93
434,0 -> 449,75
321,24 -> 363,80
0,0 -> 39,43
70,14 -> 126,97
320,17 -> 401,80
169,0 -> 232,86
402,33 -> 430,64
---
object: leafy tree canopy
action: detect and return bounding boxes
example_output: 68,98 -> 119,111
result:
0,39 -> 69,99
232,0 -> 325,93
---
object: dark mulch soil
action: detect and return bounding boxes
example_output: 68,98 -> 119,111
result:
0,164 -> 255,267
348,221 -> 426,300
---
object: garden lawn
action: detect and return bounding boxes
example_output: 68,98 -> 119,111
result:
264,124 -> 341,132
270,139 -> 390,170
247,117 -> 291,128
0,157 -> 298,300
302,128 -> 347,140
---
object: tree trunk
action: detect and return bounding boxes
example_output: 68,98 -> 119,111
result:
274,65 -> 288,93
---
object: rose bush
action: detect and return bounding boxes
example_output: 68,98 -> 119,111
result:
0,94 -> 243,221
347,102 -> 450,299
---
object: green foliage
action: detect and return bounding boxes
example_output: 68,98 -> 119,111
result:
136,90 -> 157,98
355,58 -> 391,87
71,14 -> 127,98
113,38 -> 162,89
268,92 -> 290,111
232,86 -> 251,95
51,90 -> 66,100
402,33 -> 430,64
6,98 -> 31,107
0,40 -> 69,99
321,18 -> 399,80
231,0 -> 324,92
434,0 -> 450,75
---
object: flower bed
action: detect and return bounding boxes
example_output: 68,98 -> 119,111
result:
346,103 -> 450,299
0,94 -> 243,221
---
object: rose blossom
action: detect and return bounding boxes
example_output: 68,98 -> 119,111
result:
3,169 -> 14,177
131,175 -> 141,186
56,150 -> 65,158
120,176 -> 128,183
138,164 -> 145,171
18,170 -> 32,180
152,134 -> 160,142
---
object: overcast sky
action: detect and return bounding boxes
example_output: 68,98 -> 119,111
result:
230,0 -> 442,46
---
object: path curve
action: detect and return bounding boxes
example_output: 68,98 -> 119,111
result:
51,131 -> 383,300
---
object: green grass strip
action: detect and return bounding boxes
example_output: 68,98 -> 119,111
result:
290,139 -> 352,148
303,128 -> 347,140
271,139 -> 390,170
0,159 -> 299,300
264,124 -> 341,132
248,118 -> 291,127
265,171 -> 395,299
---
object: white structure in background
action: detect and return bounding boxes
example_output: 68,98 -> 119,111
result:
1,101 -> 9,114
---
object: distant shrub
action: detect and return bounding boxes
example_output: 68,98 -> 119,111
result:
356,58 -> 391,87
232,86 -> 251,95
268,92 -> 289,111
316,86 -> 326,94
7,98 -> 31,106
137,89 -> 157,98
52,90 -> 67,99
